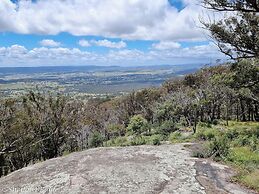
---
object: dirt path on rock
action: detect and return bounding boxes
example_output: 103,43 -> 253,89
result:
0,144 -> 256,194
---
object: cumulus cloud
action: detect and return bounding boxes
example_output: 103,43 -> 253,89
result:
152,41 -> 181,50
78,39 -> 91,47
39,39 -> 61,47
0,43 -> 225,67
91,40 -> 127,49
0,0 -> 206,41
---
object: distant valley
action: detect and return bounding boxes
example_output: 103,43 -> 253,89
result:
0,64 -> 205,99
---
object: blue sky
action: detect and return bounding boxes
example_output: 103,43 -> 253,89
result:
0,0 -> 225,67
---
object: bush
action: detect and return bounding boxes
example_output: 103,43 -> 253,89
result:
105,137 -> 129,147
198,122 -> 212,128
227,147 -> 259,168
107,124 -> 126,138
169,132 -> 182,143
89,132 -> 104,148
225,128 -> 240,140
226,126 -> 259,151
156,120 -> 178,135
211,119 -> 220,125
248,135 -> 259,151
248,127 -> 259,138
127,115 -> 148,135
148,135 -> 161,145
207,135 -> 230,159
130,136 -> 147,146
192,143 -> 211,158
241,170 -> 259,191
105,135 -> 162,147
195,128 -> 221,141
232,135 -> 251,147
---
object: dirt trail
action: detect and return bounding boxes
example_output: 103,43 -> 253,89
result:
0,144 -> 256,194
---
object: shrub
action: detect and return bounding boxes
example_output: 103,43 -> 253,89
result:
192,143 -> 211,158
211,119 -> 220,125
148,135 -> 161,145
105,137 -> 129,147
169,132 -> 182,143
232,135 -> 250,147
89,132 -> 104,148
248,135 -> 259,151
225,128 -> 239,140
127,115 -> 148,135
195,128 -> 221,141
130,136 -> 147,146
227,147 -> 259,168
198,122 -> 212,128
107,124 -> 125,138
241,170 -> 259,191
248,127 -> 259,138
227,126 -> 259,151
156,120 -> 178,135
207,135 -> 230,159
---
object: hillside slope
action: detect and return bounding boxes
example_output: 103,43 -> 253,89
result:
0,144 -> 255,194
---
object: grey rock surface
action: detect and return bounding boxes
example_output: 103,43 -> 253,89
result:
0,144 -> 254,194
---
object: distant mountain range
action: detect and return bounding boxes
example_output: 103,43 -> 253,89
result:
0,64 -> 208,75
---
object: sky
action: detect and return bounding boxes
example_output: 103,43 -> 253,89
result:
0,0 -> 226,67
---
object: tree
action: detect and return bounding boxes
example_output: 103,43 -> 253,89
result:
203,0 -> 259,59
203,0 -> 259,12
0,91 -> 84,175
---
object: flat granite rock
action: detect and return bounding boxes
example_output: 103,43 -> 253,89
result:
0,144 -> 255,194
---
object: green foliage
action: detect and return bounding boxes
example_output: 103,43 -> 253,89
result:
105,137 -> 129,147
198,122 -> 212,128
89,132 -> 104,148
207,135 -> 230,159
155,120 -> 178,136
192,142 -> 212,158
195,122 -> 259,160
228,147 -> 259,168
203,1 -> 259,59
241,170 -> 259,191
194,121 -> 259,192
107,124 -> 126,138
226,123 -> 259,151
130,136 -> 147,146
168,131 -> 184,143
194,135 -> 230,160
105,134 -> 162,147
195,128 -> 221,141
127,115 -> 148,135
0,91 -> 84,175
154,101 -> 176,123
130,135 -> 162,146
148,135 -> 162,145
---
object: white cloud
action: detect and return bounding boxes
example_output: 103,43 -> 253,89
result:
78,39 -> 91,47
152,41 -> 181,50
0,0 -> 206,41
78,39 -> 126,48
0,43 -> 225,67
39,39 -> 61,47
91,39 -> 127,49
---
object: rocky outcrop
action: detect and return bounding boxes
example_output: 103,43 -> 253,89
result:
0,144 -> 255,194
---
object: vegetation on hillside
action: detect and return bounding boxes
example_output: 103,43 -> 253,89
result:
0,59 -> 258,178
190,121 -> 259,191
